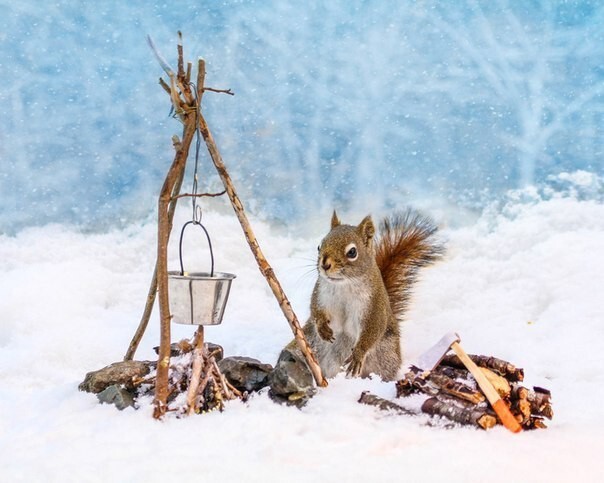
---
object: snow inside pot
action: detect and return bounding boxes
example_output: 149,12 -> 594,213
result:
168,221 -> 236,325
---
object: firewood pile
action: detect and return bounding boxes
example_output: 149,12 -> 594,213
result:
361,354 -> 553,430
152,332 -> 244,416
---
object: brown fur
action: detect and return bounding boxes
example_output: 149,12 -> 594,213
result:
375,210 -> 445,322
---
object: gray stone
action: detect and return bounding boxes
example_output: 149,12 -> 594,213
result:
218,356 -> 273,393
79,360 -> 152,394
269,347 -> 316,407
97,385 -> 135,410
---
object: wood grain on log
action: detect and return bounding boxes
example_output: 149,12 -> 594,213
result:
397,367 -> 485,405
421,397 -> 497,430
441,354 -> 524,382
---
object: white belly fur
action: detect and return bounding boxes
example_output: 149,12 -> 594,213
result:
317,277 -> 370,343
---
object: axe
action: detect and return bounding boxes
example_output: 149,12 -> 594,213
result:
413,332 -> 522,433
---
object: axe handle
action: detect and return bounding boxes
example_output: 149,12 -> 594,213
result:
451,341 -> 522,433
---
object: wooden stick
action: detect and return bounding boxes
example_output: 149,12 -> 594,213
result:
153,112 -> 197,419
196,58 -> 206,106
124,137 -> 187,361
358,391 -> 417,416
186,327 -> 205,415
195,356 -> 216,408
211,359 -> 233,400
203,87 -> 235,96
171,190 -> 226,200
196,108 -> 327,388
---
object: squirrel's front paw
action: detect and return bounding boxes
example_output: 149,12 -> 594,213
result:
317,320 -> 335,343
345,350 -> 365,378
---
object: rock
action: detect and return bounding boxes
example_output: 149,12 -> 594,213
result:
269,347 -> 316,407
218,356 -> 273,393
79,360 -> 153,394
153,341 -> 224,361
205,343 -> 224,362
97,385 -> 135,410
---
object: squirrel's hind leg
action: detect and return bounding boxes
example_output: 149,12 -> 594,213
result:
361,331 -> 402,382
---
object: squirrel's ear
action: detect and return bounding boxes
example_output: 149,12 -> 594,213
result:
357,215 -> 375,247
331,210 -> 341,229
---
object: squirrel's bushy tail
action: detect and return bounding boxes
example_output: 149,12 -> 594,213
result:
375,210 -> 445,322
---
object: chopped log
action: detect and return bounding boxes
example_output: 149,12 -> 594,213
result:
510,384 -> 554,419
525,416 -> 548,430
421,397 -> 497,430
510,398 -> 532,425
396,367 -> 485,405
435,393 -> 488,411
427,372 -> 486,405
510,384 -> 529,401
441,354 -> 524,382
395,375 -> 415,397
534,386 -> 552,404
479,367 -> 511,398
358,391 -> 417,416
432,365 -> 469,381
538,403 -> 554,420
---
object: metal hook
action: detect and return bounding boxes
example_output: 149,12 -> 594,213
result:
193,204 -> 203,224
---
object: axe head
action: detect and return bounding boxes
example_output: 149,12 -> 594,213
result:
414,332 -> 461,372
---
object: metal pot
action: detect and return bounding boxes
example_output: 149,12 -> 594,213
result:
168,221 -> 236,325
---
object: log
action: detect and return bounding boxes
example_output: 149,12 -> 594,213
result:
510,384 -> 529,401
525,416 -> 548,430
432,365 -> 469,381
510,384 -> 553,419
358,391 -> 417,416
479,367 -> 511,398
421,397 -> 497,430
396,367 -> 485,405
427,372 -> 486,405
510,398 -> 532,425
441,354 -> 524,382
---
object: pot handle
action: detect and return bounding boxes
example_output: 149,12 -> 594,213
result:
178,220 -> 215,277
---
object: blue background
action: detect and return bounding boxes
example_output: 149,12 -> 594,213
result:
1,1 -> 602,232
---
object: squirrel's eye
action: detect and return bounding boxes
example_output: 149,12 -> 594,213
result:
317,245 -> 321,252
346,246 -> 358,260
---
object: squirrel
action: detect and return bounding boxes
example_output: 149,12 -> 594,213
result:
296,209 -> 445,382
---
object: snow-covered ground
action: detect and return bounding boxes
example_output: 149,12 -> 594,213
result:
1,188 -> 603,482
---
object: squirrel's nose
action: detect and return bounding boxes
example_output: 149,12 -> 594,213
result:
321,256 -> 331,271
